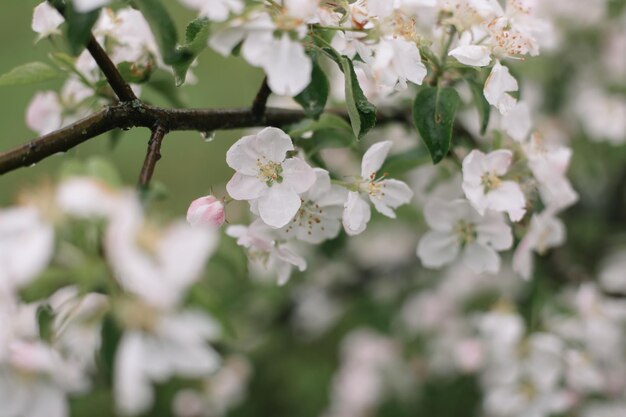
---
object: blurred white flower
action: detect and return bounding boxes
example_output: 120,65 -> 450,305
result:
178,0 -> 244,22
462,149 -> 526,221
31,2 -> 64,41
56,177 -> 121,219
484,61 -> 519,115
417,199 -> 513,273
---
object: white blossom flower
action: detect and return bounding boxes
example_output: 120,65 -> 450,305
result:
513,209 -> 566,279
501,101 -> 532,142
277,168 -> 348,244
342,141 -> 413,236
362,37 -> 428,90
227,219 -> 306,285
178,0 -> 244,22
187,195 -> 226,228
417,199 -> 513,273
226,127 -> 316,228
462,149 -> 526,222
31,2 -> 64,41
105,194 -> 218,310
114,310 -> 221,416
484,61 -> 519,115
0,206 -> 54,297
56,177 -> 121,219
26,91 -> 62,136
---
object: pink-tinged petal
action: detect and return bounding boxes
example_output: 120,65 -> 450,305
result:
226,173 -> 266,201
186,195 -> 225,228
281,157 -> 316,194
475,211 -> 513,250
342,192 -> 371,236
257,185 -> 301,228
26,91 -> 62,135
370,179 -> 413,218
417,231 -> 460,268
361,141 -> 393,179
462,242 -> 500,274
486,181 -> 526,222
449,45 -> 492,67
484,149 -> 513,175
226,134 -> 263,175
264,34 -> 312,96
255,127 -> 294,163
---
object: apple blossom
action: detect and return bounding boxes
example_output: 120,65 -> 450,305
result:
187,195 -> 226,228
342,141 -> 413,236
417,199 -> 513,273
449,32 -> 492,67
26,91 -> 62,136
226,127 -> 316,228
56,177 -> 122,219
462,149 -> 527,222
31,2 -> 64,41
277,168 -> 347,244
227,219 -> 306,285
513,209 -> 566,279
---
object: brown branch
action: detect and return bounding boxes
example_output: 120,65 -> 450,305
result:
86,36 -> 137,102
251,77 -> 272,120
138,125 -> 168,187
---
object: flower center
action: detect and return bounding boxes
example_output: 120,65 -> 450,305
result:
257,160 -> 284,186
358,172 -> 388,198
481,172 -> 502,191
283,200 -> 325,236
455,220 -> 477,244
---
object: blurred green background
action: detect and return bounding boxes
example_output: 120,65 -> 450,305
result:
0,1 -> 264,218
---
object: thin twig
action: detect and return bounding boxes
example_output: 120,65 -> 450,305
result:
251,77 -> 272,120
86,36 -> 137,102
138,125 -> 168,187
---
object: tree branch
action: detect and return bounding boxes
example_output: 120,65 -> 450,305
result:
138,125 -> 168,187
86,36 -> 137,102
251,77 -> 272,120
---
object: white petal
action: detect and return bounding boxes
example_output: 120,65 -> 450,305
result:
255,127 -> 294,163
462,242 -> 500,273
31,3 -> 64,39
73,0 -> 111,13
486,181 -> 527,222
484,61 -> 519,115
475,211 -> 513,250
281,158 -> 316,194
342,192 -> 371,236
370,179 -> 413,218
257,185 -> 301,228
264,34 -> 312,96
417,231 -> 460,268
226,134 -> 263,175
209,26 -> 247,56
390,38 -> 428,86
484,149 -> 513,176
26,92 -> 62,135
115,333 -> 153,416
226,173 -> 266,201
513,237 -> 534,280
449,45 -> 492,67
423,199 -> 461,231
502,101 -> 532,142
361,141 -> 393,179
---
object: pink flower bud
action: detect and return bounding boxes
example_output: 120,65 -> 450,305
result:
186,196 -> 225,228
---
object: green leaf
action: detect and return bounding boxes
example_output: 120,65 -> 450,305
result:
0,62 -> 60,87
466,78 -> 490,135
413,86 -> 460,164
37,304 -> 55,343
380,146 -> 431,177
64,5 -> 100,56
134,0 -> 181,65
294,60 -> 329,120
172,18 -> 211,86
340,57 -> 377,140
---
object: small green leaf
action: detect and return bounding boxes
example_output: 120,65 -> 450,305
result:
413,86 -> 461,164
37,304 -> 55,343
134,0 -> 181,65
64,5 -> 100,55
0,62 -> 60,87
340,57 -> 377,140
172,18 -> 211,86
294,60 -> 329,120
466,78 -> 490,135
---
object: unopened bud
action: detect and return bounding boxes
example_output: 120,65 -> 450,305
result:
186,195 -> 225,228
